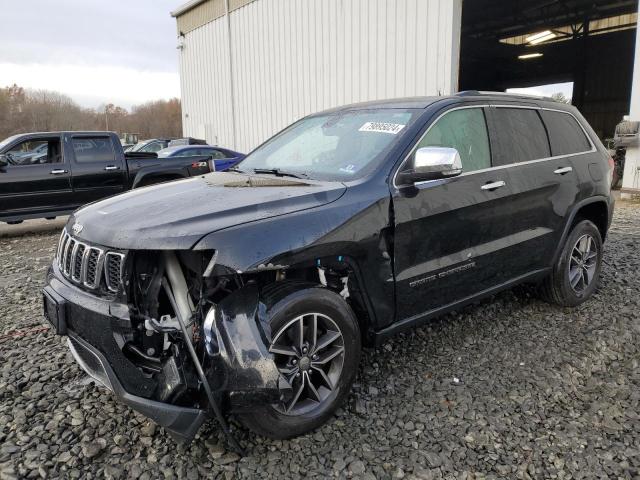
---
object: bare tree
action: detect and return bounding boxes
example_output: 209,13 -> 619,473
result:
0,84 -> 182,141
551,92 -> 571,104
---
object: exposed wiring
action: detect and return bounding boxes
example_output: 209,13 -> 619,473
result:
161,279 -> 244,455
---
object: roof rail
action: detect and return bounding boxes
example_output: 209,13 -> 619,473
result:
455,90 -> 554,101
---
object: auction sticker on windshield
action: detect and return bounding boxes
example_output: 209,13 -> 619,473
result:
359,122 -> 406,135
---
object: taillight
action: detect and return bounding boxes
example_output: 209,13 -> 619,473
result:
191,161 -> 210,170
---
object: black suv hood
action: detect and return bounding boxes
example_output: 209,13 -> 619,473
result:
68,172 -> 347,250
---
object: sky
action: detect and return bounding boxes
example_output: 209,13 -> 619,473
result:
507,82 -> 574,100
0,0 -> 182,109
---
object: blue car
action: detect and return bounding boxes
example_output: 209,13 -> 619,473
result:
157,145 -> 245,171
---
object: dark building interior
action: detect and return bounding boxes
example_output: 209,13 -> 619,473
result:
460,0 -> 638,139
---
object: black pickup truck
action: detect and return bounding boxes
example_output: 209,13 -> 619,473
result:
0,132 -> 214,223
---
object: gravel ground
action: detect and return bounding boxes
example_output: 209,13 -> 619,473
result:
1,204 -> 639,480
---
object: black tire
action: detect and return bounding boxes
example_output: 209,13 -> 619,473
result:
540,219 -> 603,307
239,286 -> 361,439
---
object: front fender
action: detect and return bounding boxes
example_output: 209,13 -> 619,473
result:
204,283 -> 285,410
193,193 -> 388,272
193,190 -> 395,331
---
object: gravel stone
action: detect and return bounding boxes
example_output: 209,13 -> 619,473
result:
140,422 -> 157,437
348,460 -> 366,475
1,203 -> 640,478
81,439 -> 106,459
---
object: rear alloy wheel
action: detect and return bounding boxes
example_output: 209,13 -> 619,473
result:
539,219 -> 603,307
238,287 -> 360,439
568,234 -> 598,294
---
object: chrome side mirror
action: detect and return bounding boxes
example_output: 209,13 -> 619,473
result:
397,147 -> 462,185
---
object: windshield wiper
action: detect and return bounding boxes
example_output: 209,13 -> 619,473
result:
227,166 -> 245,173
252,168 -> 307,179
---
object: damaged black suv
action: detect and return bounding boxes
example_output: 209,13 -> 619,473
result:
43,92 -> 614,443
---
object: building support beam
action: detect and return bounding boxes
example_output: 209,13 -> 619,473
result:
621,3 -> 640,198
224,0 -> 237,150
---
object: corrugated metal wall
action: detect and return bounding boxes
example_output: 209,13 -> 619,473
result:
178,0 -> 462,152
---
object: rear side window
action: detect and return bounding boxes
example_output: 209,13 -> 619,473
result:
416,108 -> 491,172
491,108 -> 550,165
208,149 -> 227,159
72,137 -> 115,163
540,110 -> 592,156
179,148 -> 199,156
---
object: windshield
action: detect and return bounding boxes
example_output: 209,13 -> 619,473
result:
237,109 -> 420,181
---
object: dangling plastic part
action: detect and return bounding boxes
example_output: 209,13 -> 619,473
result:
162,279 -> 245,455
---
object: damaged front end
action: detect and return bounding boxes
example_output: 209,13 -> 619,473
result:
46,241 -> 287,444
128,249 -> 285,405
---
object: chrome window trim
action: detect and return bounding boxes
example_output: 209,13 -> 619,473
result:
392,104 -> 597,189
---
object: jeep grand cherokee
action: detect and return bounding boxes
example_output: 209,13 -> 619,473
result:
43,92 -> 614,445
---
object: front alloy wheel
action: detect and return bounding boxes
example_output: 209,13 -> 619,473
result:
238,286 -> 360,439
270,313 -> 345,415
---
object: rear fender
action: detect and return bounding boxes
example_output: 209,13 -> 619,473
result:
551,195 -> 613,266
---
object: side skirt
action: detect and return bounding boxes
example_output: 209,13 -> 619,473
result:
373,268 -> 550,345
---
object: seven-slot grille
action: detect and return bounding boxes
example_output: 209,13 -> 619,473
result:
56,230 -> 125,292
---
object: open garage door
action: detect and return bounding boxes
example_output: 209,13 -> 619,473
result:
460,0 -> 638,140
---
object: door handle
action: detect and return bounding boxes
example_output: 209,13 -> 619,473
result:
481,180 -> 506,191
104,165 -> 120,171
50,169 -> 67,175
553,166 -> 573,175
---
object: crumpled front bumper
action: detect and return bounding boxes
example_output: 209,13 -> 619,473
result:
67,331 -> 207,442
42,269 -> 208,443
43,263 -> 285,443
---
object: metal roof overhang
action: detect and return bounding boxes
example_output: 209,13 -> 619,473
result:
463,0 -> 638,39
170,0 -> 207,18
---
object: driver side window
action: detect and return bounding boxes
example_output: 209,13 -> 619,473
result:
5,139 -> 60,166
415,108 -> 491,172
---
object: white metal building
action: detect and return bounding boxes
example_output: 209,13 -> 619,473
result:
171,0 -> 461,153
172,0 -> 640,197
